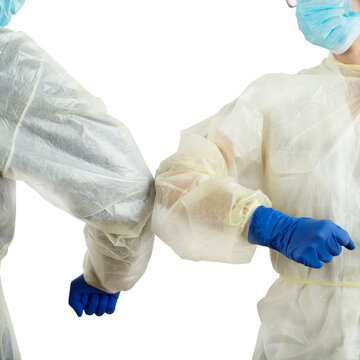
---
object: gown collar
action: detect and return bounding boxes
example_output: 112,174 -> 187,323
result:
323,55 -> 360,78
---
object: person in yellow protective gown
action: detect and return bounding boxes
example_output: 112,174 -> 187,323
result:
152,0 -> 360,359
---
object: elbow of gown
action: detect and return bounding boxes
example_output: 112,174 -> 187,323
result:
0,28 -> 156,293
152,127 -> 272,264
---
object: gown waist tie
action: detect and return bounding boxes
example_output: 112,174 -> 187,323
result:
279,274 -> 360,288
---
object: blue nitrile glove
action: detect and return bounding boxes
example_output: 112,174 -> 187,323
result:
248,206 -> 356,268
69,275 -> 120,317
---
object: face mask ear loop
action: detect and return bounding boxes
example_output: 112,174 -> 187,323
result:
286,0 -> 297,8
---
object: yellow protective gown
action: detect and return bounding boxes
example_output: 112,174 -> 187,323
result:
152,57 -> 360,359
0,28 -> 154,359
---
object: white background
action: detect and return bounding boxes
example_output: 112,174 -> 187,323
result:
2,1 -> 326,359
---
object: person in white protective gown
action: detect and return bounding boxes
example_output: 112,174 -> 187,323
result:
152,0 -> 360,359
0,26 -> 154,360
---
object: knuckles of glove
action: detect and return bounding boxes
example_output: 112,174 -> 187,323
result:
68,274 -> 120,317
282,218 -> 354,269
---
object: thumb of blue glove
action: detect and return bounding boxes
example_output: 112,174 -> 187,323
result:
248,206 -> 355,269
69,274 -> 120,317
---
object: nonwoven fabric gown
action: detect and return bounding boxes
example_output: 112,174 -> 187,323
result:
152,57 -> 360,359
0,28 -> 154,360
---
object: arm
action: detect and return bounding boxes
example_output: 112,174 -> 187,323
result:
152,79 -> 355,268
0,29 -> 154,312
152,97 -> 271,264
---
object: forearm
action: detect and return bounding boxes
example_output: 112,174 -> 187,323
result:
83,218 -> 154,293
153,138 -> 271,263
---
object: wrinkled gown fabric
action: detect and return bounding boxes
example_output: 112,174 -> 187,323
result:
0,28 -> 154,359
152,57 -> 360,359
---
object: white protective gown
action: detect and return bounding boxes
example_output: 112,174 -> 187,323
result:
0,28 -> 154,360
152,57 -> 360,359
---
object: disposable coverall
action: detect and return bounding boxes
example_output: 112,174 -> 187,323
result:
152,57 -> 360,359
0,28 -> 154,359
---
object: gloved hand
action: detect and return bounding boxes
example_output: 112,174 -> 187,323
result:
248,206 -> 356,268
69,275 -> 120,317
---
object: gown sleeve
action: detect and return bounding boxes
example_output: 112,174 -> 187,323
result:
152,95 -> 272,264
0,28 -> 154,293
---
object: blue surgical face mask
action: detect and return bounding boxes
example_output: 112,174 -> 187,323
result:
0,0 -> 25,27
296,0 -> 360,54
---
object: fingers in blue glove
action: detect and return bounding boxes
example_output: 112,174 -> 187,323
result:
107,295 -> 119,314
300,221 -> 353,267
69,275 -> 121,317
316,249 -> 333,264
96,295 -> 109,316
85,294 -> 100,315
68,292 -> 84,317
334,227 -> 356,250
81,294 -> 89,308
328,234 -> 343,256
298,248 -> 323,269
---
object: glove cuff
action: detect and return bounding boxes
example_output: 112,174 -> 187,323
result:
248,206 -> 292,250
